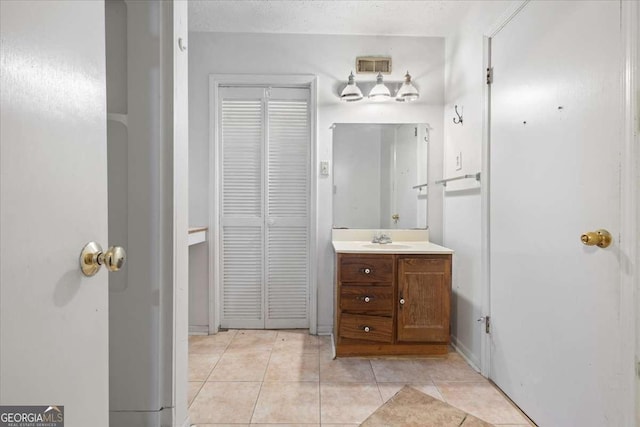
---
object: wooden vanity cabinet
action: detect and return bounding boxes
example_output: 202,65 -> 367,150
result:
335,253 -> 452,357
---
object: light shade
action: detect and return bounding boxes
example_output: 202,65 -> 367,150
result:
396,71 -> 419,102
368,72 -> 391,101
340,71 -> 363,102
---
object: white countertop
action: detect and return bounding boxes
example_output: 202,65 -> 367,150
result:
332,240 -> 454,254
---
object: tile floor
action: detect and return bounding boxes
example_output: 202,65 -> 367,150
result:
188,329 -> 534,427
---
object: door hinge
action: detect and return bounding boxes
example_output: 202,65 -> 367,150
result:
486,67 -> 493,85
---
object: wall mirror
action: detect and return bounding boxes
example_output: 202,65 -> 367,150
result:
332,123 -> 429,229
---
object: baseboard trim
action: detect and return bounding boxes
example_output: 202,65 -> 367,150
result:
450,335 -> 482,373
189,325 -> 209,335
316,324 -> 333,335
109,410 -> 160,426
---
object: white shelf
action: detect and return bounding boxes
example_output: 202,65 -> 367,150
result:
188,226 -> 208,246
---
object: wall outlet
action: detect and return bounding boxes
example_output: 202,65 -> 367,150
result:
320,161 -> 330,176
455,152 -> 463,171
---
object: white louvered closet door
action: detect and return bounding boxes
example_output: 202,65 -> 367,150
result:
220,87 -> 265,328
265,88 -> 310,328
219,86 -> 310,329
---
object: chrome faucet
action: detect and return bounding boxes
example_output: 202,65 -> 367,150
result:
372,233 -> 393,244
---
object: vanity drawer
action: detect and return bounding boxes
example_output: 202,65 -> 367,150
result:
339,255 -> 393,283
339,313 -> 393,343
340,285 -> 393,314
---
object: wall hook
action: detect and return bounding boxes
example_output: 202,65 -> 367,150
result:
453,105 -> 463,125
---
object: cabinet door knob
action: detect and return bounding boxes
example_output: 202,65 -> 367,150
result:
399,298 -> 405,305
363,296 -> 371,303
363,268 -> 371,274
363,326 -> 370,332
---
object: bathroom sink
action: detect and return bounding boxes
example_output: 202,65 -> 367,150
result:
362,243 -> 412,249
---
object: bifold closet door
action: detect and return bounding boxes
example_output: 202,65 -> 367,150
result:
265,88 -> 310,329
219,86 -> 310,329
220,87 -> 265,328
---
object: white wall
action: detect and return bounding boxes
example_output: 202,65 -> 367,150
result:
188,32 -> 445,331
442,24 -> 488,368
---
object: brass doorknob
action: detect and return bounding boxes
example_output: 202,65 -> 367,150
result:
580,229 -> 612,248
80,241 -> 127,277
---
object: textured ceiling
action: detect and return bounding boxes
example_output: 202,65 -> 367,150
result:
189,1 -> 513,36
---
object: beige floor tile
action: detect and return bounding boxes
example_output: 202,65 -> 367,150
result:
319,357 -> 376,383
251,424 -> 319,427
189,330 -> 237,354
273,331 -> 320,353
189,332 -> 529,427
264,351 -> 319,382
196,424 -> 250,427
320,383 -> 383,424
227,330 -> 278,352
188,381 -> 203,407
424,358 -> 486,382
251,382 -> 320,424
369,359 -> 432,383
318,335 -> 333,351
436,381 -> 529,425
208,350 -> 271,381
189,381 -> 261,424
189,353 -> 221,381
377,382 -> 443,402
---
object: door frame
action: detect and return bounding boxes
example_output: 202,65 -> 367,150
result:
208,74 -> 319,334
479,0 -> 639,422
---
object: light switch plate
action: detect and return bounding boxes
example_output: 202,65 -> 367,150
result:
455,152 -> 462,171
320,161 -> 330,176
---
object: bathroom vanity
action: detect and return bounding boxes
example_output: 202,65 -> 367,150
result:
332,230 -> 453,357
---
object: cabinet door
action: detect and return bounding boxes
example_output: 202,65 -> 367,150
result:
397,256 -> 451,342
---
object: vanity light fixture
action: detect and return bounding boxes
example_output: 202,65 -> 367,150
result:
368,72 -> 391,101
339,71 -> 364,102
395,71 -> 419,102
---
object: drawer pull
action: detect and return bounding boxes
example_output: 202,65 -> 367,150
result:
363,268 -> 372,274
363,296 -> 371,303
363,326 -> 371,333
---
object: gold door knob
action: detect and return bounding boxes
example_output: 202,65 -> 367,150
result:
80,241 -> 127,277
580,229 -> 612,248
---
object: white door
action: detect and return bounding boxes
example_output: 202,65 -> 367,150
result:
1,2 -> 110,427
219,86 -> 310,329
393,125 -> 419,229
490,1 -> 626,425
